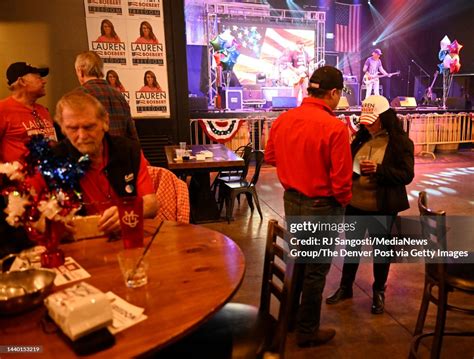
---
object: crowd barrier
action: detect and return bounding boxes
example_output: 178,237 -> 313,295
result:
190,112 -> 473,159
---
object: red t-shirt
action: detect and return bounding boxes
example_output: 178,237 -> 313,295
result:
80,141 -> 154,213
0,96 -> 57,162
265,97 -> 353,206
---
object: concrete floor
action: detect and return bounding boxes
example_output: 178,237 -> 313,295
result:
202,150 -> 474,359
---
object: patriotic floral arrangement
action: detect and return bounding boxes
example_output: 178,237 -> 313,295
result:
0,135 -> 89,236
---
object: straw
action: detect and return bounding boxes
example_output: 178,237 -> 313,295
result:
367,146 -> 372,160
126,221 -> 164,282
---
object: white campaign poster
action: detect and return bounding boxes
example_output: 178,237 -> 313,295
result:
83,0 -> 170,118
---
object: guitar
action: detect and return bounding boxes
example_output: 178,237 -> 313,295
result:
363,71 -> 400,86
422,70 -> 439,104
287,65 -> 308,86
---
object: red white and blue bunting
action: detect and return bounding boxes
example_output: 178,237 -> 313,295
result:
198,119 -> 244,143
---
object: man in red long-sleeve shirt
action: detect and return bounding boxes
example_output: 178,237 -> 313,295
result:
265,66 -> 352,347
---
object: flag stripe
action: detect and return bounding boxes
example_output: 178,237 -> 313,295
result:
335,3 -> 361,53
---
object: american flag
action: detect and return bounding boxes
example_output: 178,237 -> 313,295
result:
218,24 -> 314,84
335,2 -> 361,53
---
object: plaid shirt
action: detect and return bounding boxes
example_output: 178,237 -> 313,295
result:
79,79 -> 138,141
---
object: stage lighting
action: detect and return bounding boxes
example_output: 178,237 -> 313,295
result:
368,0 -> 371,4
372,41 -> 377,45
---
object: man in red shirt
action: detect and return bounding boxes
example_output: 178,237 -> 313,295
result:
265,66 -> 352,347
54,91 -> 157,235
0,62 -> 57,162
0,62 -> 57,256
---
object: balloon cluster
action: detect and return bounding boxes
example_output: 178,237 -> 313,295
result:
0,135 -> 90,229
210,29 -> 240,71
438,35 -> 463,74
25,135 -> 90,192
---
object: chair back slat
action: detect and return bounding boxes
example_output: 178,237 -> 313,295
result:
271,261 -> 285,282
418,191 -> 447,281
269,282 -> 283,301
260,219 -> 297,356
249,150 -> 265,186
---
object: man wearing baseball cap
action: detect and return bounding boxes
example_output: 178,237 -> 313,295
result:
362,48 -> 389,100
0,61 -> 57,162
326,95 -> 414,314
265,66 -> 352,347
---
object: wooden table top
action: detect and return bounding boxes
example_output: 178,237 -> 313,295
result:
165,144 -> 244,171
0,220 -> 245,358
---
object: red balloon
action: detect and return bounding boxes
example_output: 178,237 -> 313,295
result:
213,53 -> 221,66
450,54 -> 461,73
448,40 -> 463,55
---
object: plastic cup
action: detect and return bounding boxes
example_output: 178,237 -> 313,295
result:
179,142 -> 187,150
176,148 -> 186,161
117,248 -> 149,288
117,196 -> 144,249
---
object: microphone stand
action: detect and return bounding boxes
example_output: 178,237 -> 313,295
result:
407,65 -> 411,96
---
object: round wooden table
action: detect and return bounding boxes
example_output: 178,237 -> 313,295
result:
0,220 -> 245,358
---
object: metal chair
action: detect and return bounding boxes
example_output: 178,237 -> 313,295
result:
219,150 -> 264,223
410,191 -> 474,359
211,143 -> 253,195
155,219 -> 297,359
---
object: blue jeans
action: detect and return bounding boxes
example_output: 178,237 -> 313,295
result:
284,190 -> 344,335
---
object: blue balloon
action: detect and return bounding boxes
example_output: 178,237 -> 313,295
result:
438,49 -> 448,62
229,49 -> 240,63
438,63 -> 444,74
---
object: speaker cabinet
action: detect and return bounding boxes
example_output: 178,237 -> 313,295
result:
391,96 -> 417,108
271,96 -> 297,109
220,87 -> 243,110
344,83 -> 360,106
446,97 -> 465,109
188,96 -> 208,111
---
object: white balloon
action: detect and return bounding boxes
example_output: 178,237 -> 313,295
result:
443,53 -> 452,69
440,35 -> 451,51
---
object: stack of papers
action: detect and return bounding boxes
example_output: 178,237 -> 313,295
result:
106,292 -> 147,334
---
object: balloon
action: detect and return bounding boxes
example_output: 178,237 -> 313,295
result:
228,48 -> 240,63
448,40 -> 463,54
210,36 -> 225,52
449,54 -> 461,73
213,52 -> 221,66
219,29 -> 235,48
438,49 -> 448,62
443,53 -> 452,69
440,35 -> 451,51
438,63 -> 445,74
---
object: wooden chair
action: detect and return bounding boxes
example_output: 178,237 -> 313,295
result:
147,166 -> 190,223
155,219 -> 297,359
410,191 -> 474,359
219,150 -> 264,223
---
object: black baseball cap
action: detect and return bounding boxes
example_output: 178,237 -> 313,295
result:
6,62 -> 49,85
309,66 -> 344,90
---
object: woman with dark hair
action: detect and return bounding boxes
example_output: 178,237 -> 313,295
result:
326,95 -> 414,314
135,21 -> 158,44
106,70 -> 126,92
96,19 -> 121,43
139,70 -> 161,92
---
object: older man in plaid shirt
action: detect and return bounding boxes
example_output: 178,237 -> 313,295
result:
74,51 -> 138,141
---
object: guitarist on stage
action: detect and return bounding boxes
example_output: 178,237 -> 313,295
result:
289,39 -> 311,103
363,48 -> 389,99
